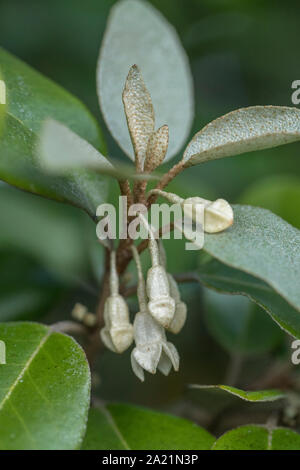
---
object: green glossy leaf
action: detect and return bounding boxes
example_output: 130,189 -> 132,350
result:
0,47 -> 104,148
198,257 -> 300,339
203,205 -> 300,313
81,408 -> 127,450
0,114 -> 108,219
240,175 -> 300,229
203,288 -> 284,354
0,47 -> 108,218
82,404 -> 214,450
212,425 -> 300,450
0,322 -> 90,450
190,385 -> 285,402
98,0 -> 194,162
0,249 -> 62,321
0,184 -> 96,280
183,106 -> 300,165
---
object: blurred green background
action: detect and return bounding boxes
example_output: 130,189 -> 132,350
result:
0,0 -> 299,432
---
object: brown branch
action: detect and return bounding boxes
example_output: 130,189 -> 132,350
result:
118,179 -> 133,207
173,272 -> 201,284
147,160 -> 185,207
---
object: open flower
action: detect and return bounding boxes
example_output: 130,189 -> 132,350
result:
131,311 -> 179,382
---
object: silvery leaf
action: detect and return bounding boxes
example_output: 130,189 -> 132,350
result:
97,0 -> 194,162
183,106 -> 300,166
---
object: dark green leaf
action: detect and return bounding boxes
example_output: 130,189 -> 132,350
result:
0,184 -> 96,280
0,47 -> 104,149
0,48 -> 108,218
212,425 -> 300,450
0,249 -> 62,321
198,257 -> 300,339
240,175 -> 300,229
82,404 -> 214,450
203,288 -> 284,354
0,322 -> 90,450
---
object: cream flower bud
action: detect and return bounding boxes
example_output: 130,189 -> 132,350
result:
100,251 -> 133,354
146,265 -> 175,328
203,198 -> 233,233
148,190 -> 233,234
157,240 -> 187,334
72,303 -> 96,327
137,213 -> 175,328
131,311 -> 179,382
101,294 -> 133,353
167,274 -> 187,334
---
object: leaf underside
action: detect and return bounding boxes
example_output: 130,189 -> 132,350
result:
198,258 -> 300,340
203,205 -> 300,314
97,0 -> 194,162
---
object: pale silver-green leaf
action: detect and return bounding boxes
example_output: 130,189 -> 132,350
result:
97,0 -> 194,162
183,106 -> 300,165
145,125 -> 169,172
204,205 -> 300,312
122,65 -> 154,167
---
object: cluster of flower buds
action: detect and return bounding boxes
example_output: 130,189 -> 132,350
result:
97,62 -> 235,380
131,245 -> 179,381
148,189 -> 234,233
99,236 -> 183,381
100,251 -> 133,354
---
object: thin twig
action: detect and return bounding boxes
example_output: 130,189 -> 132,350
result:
147,160 -> 185,207
51,321 -> 88,336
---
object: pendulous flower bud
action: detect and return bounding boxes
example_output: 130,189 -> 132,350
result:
137,213 -> 175,328
101,295 -> 133,354
201,198 -> 233,233
100,251 -> 133,354
146,265 -> 175,329
157,240 -> 187,334
148,189 -> 233,234
167,274 -> 187,334
72,303 -> 96,327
